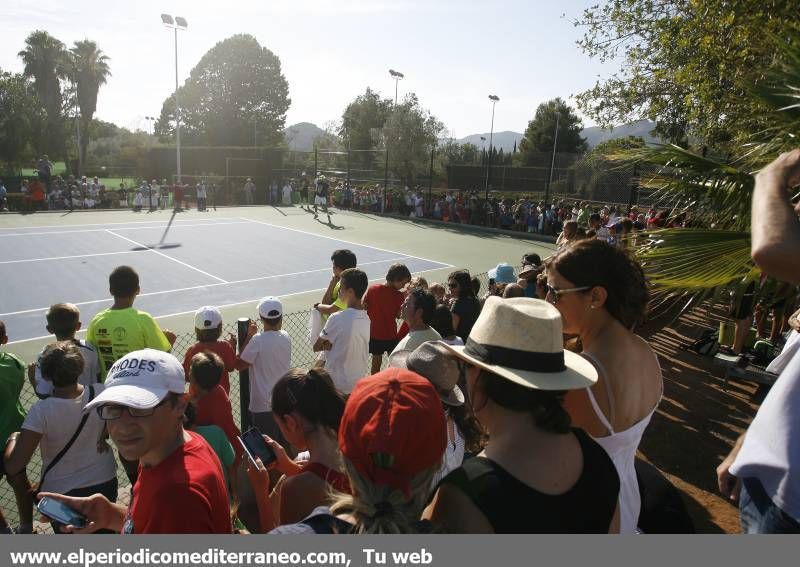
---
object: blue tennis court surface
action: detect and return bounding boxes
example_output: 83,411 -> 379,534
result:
0,216 -> 450,343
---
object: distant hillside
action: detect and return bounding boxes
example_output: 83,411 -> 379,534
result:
287,119 -> 662,153
581,119 -> 660,148
283,122 -> 327,151
455,120 -> 661,152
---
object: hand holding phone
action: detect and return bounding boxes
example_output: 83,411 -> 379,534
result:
238,427 -> 277,469
37,496 -> 88,528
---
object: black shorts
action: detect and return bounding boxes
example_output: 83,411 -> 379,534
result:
369,338 -> 399,355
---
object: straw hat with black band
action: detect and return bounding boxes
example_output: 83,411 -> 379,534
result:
439,296 -> 597,390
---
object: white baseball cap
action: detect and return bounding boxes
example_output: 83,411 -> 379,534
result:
194,306 -> 222,330
258,296 -> 283,319
84,349 -> 186,412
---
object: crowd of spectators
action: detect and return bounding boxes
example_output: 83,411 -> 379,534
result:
0,152 -> 797,536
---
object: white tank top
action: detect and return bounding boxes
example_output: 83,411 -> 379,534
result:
582,350 -> 662,534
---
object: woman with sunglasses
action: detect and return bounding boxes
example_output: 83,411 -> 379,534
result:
545,238 -> 662,533
247,368 -> 348,532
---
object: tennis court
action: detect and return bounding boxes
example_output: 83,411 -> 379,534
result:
0,214 -> 451,344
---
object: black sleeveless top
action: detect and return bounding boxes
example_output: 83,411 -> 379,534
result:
438,428 -> 620,533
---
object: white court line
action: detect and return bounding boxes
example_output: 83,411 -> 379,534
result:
5,262 -> 453,345
238,217 -> 455,269
105,230 -> 229,284
0,221 -> 251,238
0,250 -> 145,265
0,217 -> 243,231
0,255 -> 416,318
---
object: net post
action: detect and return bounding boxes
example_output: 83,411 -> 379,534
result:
237,318 -> 252,430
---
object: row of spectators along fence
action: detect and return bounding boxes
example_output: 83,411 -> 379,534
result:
0,270 -> 497,528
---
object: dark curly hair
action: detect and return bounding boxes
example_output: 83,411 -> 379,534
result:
547,238 -> 649,328
477,370 -> 571,434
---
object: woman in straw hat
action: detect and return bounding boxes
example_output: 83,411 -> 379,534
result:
269,368 -> 447,534
545,239 -> 662,533
425,297 -> 621,533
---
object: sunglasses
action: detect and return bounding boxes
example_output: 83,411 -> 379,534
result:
544,283 -> 591,304
447,282 -> 458,289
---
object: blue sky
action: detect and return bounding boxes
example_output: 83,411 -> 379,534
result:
1,0 -> 620,137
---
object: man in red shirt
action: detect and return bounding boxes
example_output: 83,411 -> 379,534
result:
38,349 -> 231,534
363,263 -> 412,374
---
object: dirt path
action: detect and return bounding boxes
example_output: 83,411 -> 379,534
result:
639,305 -> 764,533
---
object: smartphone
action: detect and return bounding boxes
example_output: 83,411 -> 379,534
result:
238,427 -> 277,468
37,496 -> 87,528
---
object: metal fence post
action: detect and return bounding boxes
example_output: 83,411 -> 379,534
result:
383,148 -> 389,213
428,147 -> 434,215
237,317 -> 251,430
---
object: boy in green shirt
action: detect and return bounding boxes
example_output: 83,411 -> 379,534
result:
87,266 -> 176,378
86,266 -> 176,485
314,249 -> 357,317
0,320 -> 28,533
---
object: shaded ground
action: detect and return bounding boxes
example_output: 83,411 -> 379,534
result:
638,304 -> 762,534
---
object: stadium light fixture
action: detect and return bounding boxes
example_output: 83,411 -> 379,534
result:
389,69 -> 404,106
161,14 -> 188,183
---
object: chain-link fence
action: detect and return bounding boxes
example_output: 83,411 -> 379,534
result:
1,269 -> 501,529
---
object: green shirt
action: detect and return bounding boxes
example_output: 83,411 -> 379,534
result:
0,352 -> 26,443
332,281 -> 347,311
87,307 -> 171,378
194,424 -> 235,485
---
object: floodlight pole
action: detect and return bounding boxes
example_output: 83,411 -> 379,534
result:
545,111 -> 560,205
174,25 -> 181,184
484,95 -> 499,225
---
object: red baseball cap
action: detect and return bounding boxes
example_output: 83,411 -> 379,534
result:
339,368 -> 446,498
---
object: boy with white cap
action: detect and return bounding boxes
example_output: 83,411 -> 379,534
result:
38,349 -> 231,534
182,306 -> 237,394
235,297 -> 292,452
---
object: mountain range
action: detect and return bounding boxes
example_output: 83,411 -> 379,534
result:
283,119 -> 661,153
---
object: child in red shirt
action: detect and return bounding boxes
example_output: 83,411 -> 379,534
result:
363,263 -> 412,374
188,352 -> 243,466
183,306 -> 236,394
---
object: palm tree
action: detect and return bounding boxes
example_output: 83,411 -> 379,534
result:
70,40 -> 111,176
18,30 -> 68,157
18,30 -> 66,118
608,30 -> 800,318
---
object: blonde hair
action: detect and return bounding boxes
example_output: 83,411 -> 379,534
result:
328,459 -> 438,534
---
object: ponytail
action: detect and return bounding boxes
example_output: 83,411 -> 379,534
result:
329,459 -> 438,534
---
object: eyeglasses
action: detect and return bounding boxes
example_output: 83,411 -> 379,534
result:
544,283 -> 591,304
97,397 -> 170,420
447,282 -> 458,289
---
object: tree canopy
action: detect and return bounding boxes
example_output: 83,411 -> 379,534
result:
340,87 -> 393,167
156,34 -> 290,147
0,70 -> 45,171
516,98 -> 587,165
382,93 -> 444,184
574,0 -> 797,148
